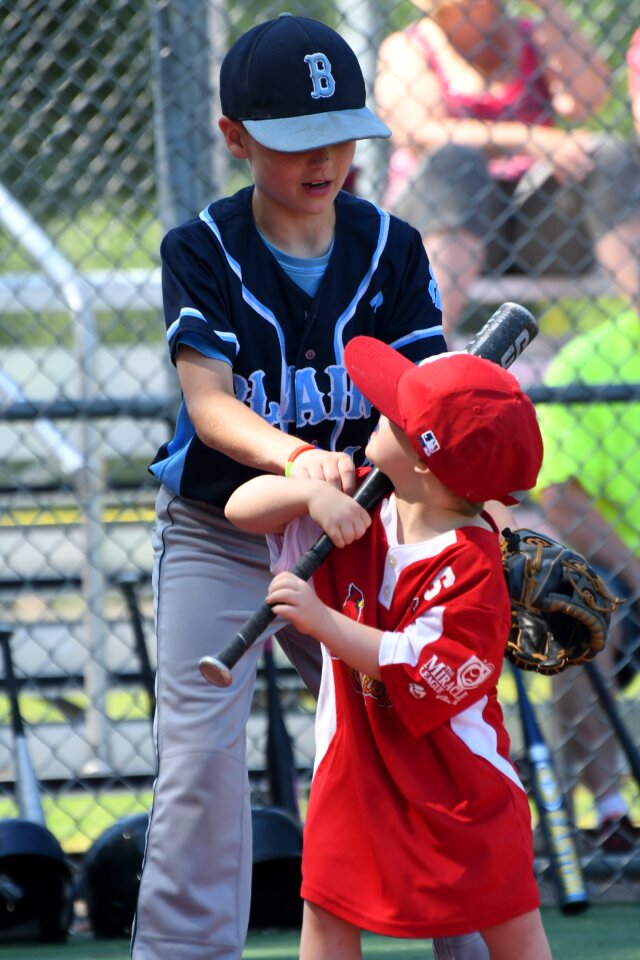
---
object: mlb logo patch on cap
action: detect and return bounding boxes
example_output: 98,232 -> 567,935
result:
419,431 -> 440,457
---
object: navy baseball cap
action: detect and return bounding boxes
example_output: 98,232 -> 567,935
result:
220,14 -> 391,152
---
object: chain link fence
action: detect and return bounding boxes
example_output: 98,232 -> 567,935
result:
0,0 -> 638,906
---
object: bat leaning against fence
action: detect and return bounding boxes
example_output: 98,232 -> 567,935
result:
511,664 -> 589,914
0,625 -> 73,942
0,626 -> 47,828
583,659 -> 640,791
200,300 -> 539,688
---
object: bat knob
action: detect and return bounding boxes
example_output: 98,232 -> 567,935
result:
199,656 -> 233,688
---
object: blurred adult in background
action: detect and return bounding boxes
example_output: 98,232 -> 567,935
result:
376,0 -> 640,335
532,25 -> 640,855
534,308 -> 640,852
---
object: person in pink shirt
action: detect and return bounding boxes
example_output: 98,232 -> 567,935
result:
376,0 -> 640,334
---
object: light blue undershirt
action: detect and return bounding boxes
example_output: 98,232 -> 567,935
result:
258,229 -> 334,297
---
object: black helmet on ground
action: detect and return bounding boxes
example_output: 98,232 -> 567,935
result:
81,812 -> 148,939
0,818 -> 73,942
249,806 -> 303,930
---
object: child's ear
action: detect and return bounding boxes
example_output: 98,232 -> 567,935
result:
414,460 -> 430,477
219,117 -> 250,159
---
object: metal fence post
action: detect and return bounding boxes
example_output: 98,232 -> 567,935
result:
0,182 -> 111,774
336,0 -> 391,203
150,0 -> 228,231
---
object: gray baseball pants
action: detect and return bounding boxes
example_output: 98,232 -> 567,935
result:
130,487 -> 488,959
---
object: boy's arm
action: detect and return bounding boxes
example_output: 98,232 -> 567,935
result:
225,475 -> 371,548
267,572 -> 384,680
177,346 -> 356,492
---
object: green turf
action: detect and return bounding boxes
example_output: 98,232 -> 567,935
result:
2,904 -> 639,958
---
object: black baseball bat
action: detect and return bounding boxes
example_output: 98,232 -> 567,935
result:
200,466 -> 391,688
200,302 -> 539,687
263,638 -> 299,818
583,659 -> 640,790
115,572 -> 157,721
512,665 -> 589,913
0,625 -> 47,827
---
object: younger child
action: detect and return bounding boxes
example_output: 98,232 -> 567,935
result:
225,340 -> 551,959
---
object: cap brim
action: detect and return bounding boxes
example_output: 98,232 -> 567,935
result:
344,336 -> 413,426
243,107 -> 391,152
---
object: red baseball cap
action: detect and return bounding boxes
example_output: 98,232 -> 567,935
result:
344,337 -> 543,505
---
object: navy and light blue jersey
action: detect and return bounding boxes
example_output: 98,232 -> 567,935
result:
150,186 -> 446,507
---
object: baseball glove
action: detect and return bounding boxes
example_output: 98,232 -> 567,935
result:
501,528 -> 620,675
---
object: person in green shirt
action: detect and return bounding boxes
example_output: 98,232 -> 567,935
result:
535,308 -> 640,852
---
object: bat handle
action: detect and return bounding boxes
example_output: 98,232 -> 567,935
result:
465,301 -> 537,368
199,603 -> 279,688
199,534 -> 336,687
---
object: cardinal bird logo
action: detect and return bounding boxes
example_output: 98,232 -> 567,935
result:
341,584 -> 391,707
342,583 -> 365,622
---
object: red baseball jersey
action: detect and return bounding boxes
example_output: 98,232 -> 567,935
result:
269,494 -> 539,938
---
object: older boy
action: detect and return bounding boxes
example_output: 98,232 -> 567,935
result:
134,13 -> 475,960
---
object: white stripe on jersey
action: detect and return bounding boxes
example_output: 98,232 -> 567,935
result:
199,207 -> 289,415
330,204 -> 390,448
379,608 -> 445,668
166,317 -> 180,341
313,644 -> 338,778
180,306 -> 207,322
391,326 -> 445,350
332,204 -> 390,360
168,307 -> 234,343
450,696 -> 525,791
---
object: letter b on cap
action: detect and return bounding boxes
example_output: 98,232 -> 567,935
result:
304,53 -> 335,99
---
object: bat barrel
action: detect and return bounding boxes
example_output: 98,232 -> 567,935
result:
465,302 -> 537,368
